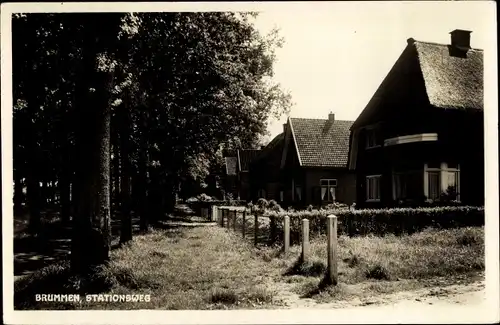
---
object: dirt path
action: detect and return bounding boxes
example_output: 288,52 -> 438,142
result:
272,277 -> 485,309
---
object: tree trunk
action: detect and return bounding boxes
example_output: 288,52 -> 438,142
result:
138,110 -> 150,232
26,165 -> 41,233
112,126 -> 120,214
60,154 -> 71,225
71,68 -> 112,273
163,176 -> 177,215
119,106 -> 132,244
14,169 -> 23,215
26,104 -> 41,233
148,168 -> 163,225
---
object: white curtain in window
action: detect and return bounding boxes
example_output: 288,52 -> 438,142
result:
321,187 -> 327,200
330,187 -> 336,201
428,172 -> 440,200
447,172 -> 457,188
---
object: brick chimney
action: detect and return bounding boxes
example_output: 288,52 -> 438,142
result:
450,29 -> 472,49
328,112 -> 335,122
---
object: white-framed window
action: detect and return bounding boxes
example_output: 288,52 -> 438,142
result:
365,128 -> 381,149
320,179 -> 337,202
424,162 -> 460,201
366,175 -> 381,201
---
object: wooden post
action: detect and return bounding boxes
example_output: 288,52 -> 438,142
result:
283,216 -> 290,254
220,208 -> 224,227
227,208 -> 231,229
301,219 -> 310,262
326,215 -> 338,285
242,210 -> 246,238
254,213 -> 259,246
233,210 -> 237,231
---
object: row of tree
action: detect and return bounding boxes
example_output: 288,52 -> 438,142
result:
12,12 -> 291,273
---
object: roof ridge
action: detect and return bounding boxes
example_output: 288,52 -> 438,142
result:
412,39 -> 484,51
290,117 -> 355,122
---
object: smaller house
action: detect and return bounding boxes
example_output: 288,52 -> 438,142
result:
348,29 -> 484,208
250,132 -> 286,202
223,149 -> 260,200
251,113 -> 356,207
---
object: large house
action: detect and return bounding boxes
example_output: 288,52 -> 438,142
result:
348,29 -> 484,208
251,113 -> 356,207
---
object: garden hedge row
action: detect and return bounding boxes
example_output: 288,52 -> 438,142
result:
262,206 -> 484,241
187,200 -> 247,216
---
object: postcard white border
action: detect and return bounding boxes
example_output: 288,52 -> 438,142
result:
2,1 -> 499,324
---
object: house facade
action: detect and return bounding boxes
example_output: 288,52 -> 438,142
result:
348,30 -> 484,208
251,113 -> 356,207
222,149 -> 260,201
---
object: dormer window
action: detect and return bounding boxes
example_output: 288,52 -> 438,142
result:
365,127 -> 381,149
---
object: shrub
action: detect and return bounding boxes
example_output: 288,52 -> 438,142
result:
365,264 -> 391,280
324,202 -> 349,210
197,193 -> 214,202
262,206 -> 484,238
267,200 -> 283,212
256,198 -> 269,209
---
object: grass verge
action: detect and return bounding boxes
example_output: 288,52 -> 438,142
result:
15,225 -> 484,309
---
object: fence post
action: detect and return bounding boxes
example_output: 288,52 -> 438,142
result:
254,213 -> 259,246
283,216 -> 290,254
302,219 -> 310,262
227,208 -> 231,230
242,210 -> 246,238
220,208 -> 224,227
326,215 -> 338,286
233,210 -> 237,231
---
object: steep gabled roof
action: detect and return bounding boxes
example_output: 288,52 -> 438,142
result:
351,38 -> 484,129
286,118 -> 353,168
252,132 -> 285,165
414,40 -> 483,110
237,149 -> 261,172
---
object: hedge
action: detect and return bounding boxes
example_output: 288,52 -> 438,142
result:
187,200 -> 247,216
262,206 -> 484,242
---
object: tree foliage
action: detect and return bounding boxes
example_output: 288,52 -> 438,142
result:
12,12 -> 291,271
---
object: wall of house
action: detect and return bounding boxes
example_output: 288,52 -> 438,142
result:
303,168 -> 356,205
239,172 -> 251,201
354,110 -> 484,208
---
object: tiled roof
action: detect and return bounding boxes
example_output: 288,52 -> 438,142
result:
225,157 -> 238,176
290,118 -> 353,168
238,149 -> 261,171
413,40 -> 483,110
253,133 -> 285,165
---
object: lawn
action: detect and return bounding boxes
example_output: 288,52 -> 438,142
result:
14,220 -> 484,310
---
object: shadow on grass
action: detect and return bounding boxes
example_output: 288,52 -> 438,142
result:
14,260 -> 158,310
283,256 -> 327,277
299,274 -> 343,299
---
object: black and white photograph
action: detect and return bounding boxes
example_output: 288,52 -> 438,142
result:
1,1 -> 498,324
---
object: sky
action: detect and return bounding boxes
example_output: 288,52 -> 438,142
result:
251,1 -> 493,140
